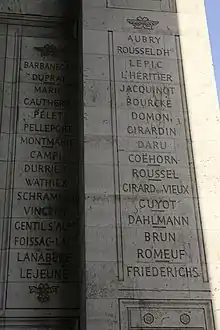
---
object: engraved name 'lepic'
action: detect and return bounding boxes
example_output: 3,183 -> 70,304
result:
109,28 -> 207,288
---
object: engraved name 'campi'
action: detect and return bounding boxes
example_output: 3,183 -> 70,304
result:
28,151 -> 64,161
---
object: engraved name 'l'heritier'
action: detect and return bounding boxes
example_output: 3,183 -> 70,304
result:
127,16 -> 159,30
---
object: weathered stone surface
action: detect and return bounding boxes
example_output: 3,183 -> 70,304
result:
83,0 -> 219,329
0,1 -> 80,328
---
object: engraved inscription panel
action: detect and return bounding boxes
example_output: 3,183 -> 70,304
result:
119,300 -> 214,330
0,24 -> 79,313
109,29 -> 208,290
0,317 -> 78,329
107,0 -> 177,12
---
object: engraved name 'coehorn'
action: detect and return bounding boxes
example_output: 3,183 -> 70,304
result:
127,16 -> 159,30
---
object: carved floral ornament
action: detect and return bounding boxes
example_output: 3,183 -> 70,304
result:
34,43 -> 65,58
180,313 -> 191,325
29,283 -> 59,303
127,16 -> 159,30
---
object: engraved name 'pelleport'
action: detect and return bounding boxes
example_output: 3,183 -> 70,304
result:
23,123 -> 72,133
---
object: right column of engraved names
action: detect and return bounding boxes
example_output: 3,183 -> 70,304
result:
113,32 -> 206,289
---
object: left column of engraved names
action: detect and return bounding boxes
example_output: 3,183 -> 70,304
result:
3,30 -> 79,311
0,24 -> 8,312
